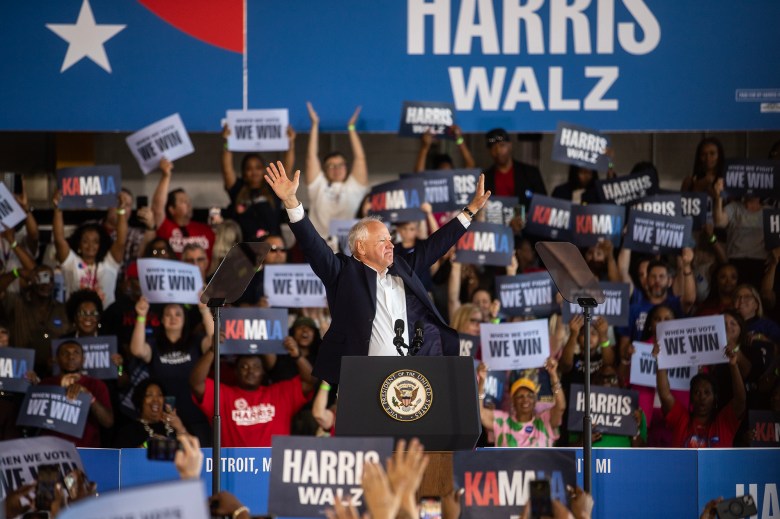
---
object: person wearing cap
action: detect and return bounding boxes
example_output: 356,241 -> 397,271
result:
264,161 -> 491,385
483,128 -> 547,228
477,357 -> 565,447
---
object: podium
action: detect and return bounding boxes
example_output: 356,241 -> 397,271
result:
336,356 -> 481,452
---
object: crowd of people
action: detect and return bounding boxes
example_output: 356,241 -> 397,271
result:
0,117 -> 778,515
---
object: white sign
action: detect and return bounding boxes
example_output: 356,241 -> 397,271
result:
656,315 -> 727,369
264,264 -> 327,308
630,341 -> 697,391
125,113 -> 195,174
329,218 -> 358,256
226,109 -> 290,152
59,479 -> 208,519
137,259 -> 202,304
480,320 -> 550,371
0,183 -> 26,229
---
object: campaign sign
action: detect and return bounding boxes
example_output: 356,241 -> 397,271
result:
630,342 -> 696,391
0,183 -> 26,229
369,177 -> 425,222
57,165 -> 120,210
221,307 -> 287,355
125,113 -> 195,174
58,479 -> 208,519
0,347 -> 34,393
570,203 -> 625,247
0,437 -> 82,499
226,109 -> 290,152
749,410 -> 780,447
567,384 -> 639,436
480,320 -> 550,371
681,192 -> 711,230
551,121 -> 610,172
764,208 -> 780,250
454,449 -> 576,518
596,168 -> 659,205
562,282 -> 629,327
398,100 -> 456,138
482,370 -> 505,407
623,210 -> 693,254
268,435 -> 394,517
402,168 -> 481,212
631,193 -> 683,218
483,195 -> 517,226
329,218 -> 358,255
526,195 -> 571,241
459,333 -> 480,358
16,386 -> 91,439
496,272 -> 557,317
264,264 -> 327,308
51,336 -> 118,380
137,258 -> 202,304
656,315 -> 727,370
724,159 -> 779,197
456,222 -> 514,267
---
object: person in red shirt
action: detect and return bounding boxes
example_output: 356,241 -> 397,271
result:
40,340 -> 114,447
190,338 -> 315,447
151,158 -> 215,264
655,341 -> 746,448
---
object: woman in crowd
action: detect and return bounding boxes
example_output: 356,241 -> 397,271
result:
733,284 -> 780,409
450,303 -> 483,337
551,165 -> 599,204
655,340 -> 745,448
477,357 -> 564,447
52,192 -> 129,307
63,289 -> 103,338
220,123 -> 294,241
696,263 -> 738,316
680,137 -> 724,198
130,295 -> 214,444
142,236 -> 175,259
113,378 -> 188,447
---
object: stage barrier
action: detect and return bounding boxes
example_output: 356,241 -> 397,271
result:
77,447 -> 779,518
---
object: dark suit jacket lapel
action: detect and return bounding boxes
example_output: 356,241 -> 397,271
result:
390,260 -> 448,325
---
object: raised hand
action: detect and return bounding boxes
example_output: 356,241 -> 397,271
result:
264,161 -> 301,208
348,106 -> 362,128
307,102 -> 319,126
467,174 -> 491,213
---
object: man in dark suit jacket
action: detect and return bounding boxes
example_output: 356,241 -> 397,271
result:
264,161 -> 491,384
483,128 -> 547,234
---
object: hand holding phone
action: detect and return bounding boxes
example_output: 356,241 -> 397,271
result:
530,480 -> 552,519
34,464 -> 61,512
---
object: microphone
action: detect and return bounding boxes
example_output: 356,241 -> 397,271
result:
393,319 -> 407,356
410,320 -> 424,356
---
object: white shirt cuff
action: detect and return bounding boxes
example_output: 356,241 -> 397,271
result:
286,203 -> 305,223
457,212 -> 471,228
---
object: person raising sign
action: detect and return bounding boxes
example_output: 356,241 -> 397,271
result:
264,161 -> 491,384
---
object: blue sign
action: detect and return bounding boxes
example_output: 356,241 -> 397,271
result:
455,222 -> 514,266
369,177 -> 426,223
1,2 -> 778,132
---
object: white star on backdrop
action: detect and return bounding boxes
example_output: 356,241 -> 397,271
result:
46,0 -> 126,73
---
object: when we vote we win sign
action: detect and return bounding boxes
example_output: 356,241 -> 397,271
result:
656,316 -> 727,370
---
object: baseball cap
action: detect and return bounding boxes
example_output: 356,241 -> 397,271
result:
510,377 -> 538,396
486,128 -> 510,147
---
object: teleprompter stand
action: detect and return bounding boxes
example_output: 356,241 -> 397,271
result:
535,241 -> 605,494
201,242 -> 270,496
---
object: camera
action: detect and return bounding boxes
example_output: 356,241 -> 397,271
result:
717,495 -> 758,519
146,437 -> 181,461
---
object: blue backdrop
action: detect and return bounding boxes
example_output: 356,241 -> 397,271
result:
1,1 -> 779,132
76,447 -> 780,518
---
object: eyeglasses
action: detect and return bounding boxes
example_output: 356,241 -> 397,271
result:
469,318 -> 482,324
152,249 -> 168,256
268,246 -> 287,253
78,311 -> 100,318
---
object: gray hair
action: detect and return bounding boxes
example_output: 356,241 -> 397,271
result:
348,215 -> 383,256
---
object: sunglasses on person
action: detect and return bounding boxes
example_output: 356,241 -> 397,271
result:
268,245 -> 287,253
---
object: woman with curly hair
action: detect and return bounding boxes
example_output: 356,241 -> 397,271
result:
52,191 -> 129,307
